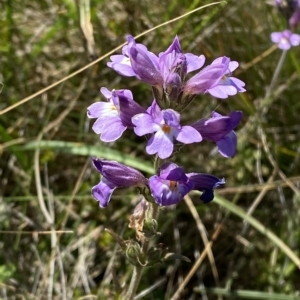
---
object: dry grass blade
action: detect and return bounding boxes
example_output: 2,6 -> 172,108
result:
183,194 -> 222,300
170,225 -> 223,300
78,0 -> 97,58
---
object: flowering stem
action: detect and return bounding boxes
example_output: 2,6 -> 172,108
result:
125,202 -> 159,299
266,49 -> 287,98
260,49 -> 287,116
125,264 -> 144,300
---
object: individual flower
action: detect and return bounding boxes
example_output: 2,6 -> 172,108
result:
183,56 -> 231,96
106,37 -> 151,77
192,111 -> 243,158
91,158 -> 148,208
205,57 -> 246,99
149,162 -> 225,206
132,101 -> 202,159
87,87 -> 145,142
271,29 -> 300,49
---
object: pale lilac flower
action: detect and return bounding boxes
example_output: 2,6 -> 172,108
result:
205,57 -> 246,99
192,111 -> 243,158
106,37 -> 151,77
149,162 -> 224,206
132,101 -> 202,159
87,87 -> 145,142
271,29 -> 300,49
183,57 -> 231,96
91,158 -> 148,207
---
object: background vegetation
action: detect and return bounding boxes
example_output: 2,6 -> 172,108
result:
1,0 -> 300,299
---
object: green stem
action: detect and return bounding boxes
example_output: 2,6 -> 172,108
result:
267,49 -> 287,98
125,265 -> 144,300
125,202 -> 159,299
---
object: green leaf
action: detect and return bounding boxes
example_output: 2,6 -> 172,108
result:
21,140 -> 154,174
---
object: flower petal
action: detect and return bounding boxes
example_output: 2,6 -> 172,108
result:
216,131 -> 237,158
132,113 -> 158,136
175,126 -> 202,143
92,178 -> 116,208
146,130 -> 174,159
87,102 -> 114,118
185,53 -> 206,73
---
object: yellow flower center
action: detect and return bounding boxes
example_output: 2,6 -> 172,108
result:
162,124 -> 171,133
169,180 -> 178,191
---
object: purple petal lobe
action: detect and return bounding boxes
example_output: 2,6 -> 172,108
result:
92,178 -> 116,208
216,131 -> 237,158
132,113 -> 158,136
146,131 -> 174,159
175,126 -> 202,143
93,117 -> 126,142
185,53 -> 205,73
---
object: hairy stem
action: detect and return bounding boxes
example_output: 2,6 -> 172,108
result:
125,202 -> 159,299
125,265 -> 144,300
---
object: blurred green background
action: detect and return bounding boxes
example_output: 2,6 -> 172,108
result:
1,0 -> 300,299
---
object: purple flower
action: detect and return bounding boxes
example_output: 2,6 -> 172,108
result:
187,172 -> 225,203
183,57 -> 229,96
271,30 -> 300,50
128,36 -> 163,87
91,158 -> 148,208
132,101 -> 202,159
106,37 -> 151,77
205,57 -> 246,99
192,111 -> 243,158
290,6 -> 300,29
149,162 -> 224,206
87,87 -> 145,142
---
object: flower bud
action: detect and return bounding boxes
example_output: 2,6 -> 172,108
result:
146,244 -> 168,266
126,241 -> 146,266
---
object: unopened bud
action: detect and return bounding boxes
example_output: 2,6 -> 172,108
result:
126,241 -> 146,266
143,218 -> 158,238
146,243 -> 168,266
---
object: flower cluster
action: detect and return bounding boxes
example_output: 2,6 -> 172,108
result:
88,35 -> 245,208
271,0 -> 300,49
